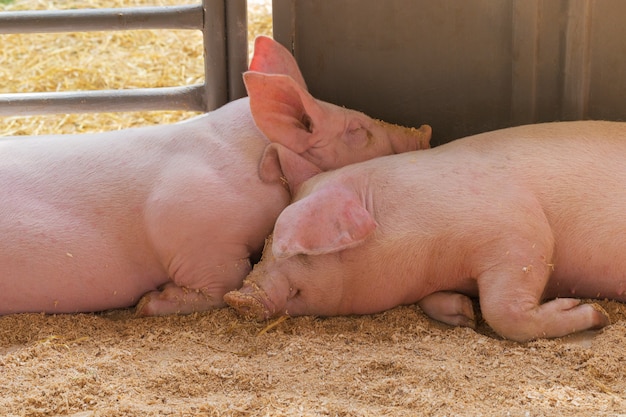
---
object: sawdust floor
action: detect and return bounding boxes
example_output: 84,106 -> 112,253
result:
2,299 -> 626,416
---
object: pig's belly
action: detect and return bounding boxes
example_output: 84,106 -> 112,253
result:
0,245 -> 168,314
544,264 -> 626,302
539,222 -> 626,302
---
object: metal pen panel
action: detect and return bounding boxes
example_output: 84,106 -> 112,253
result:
0,0 -> 247,116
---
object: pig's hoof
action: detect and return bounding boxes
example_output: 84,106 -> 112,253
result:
135,292 -> 155,316
417,291 -> 476,329
135,284 -> 223,316
224,291 -> 271,321
588,302 -> 611,329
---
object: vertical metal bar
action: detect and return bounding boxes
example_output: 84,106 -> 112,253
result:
226,0 -> 248,100
202,0 -> 228,111
272,0 -> 297,54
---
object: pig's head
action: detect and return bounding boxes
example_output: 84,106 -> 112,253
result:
245,36 -> 432,173
224,180 -> 378,320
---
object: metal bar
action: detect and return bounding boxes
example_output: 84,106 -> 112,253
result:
201,0 -> 227,111
0,5 -> 203,34
226,0 -> 248,101
272,0 -> 296,54
0,85 -> 206,116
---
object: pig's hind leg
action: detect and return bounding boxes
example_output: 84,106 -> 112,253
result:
417,291 -> 476,328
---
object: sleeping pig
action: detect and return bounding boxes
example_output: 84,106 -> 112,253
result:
0,36 -> 431,316
225,120 -> 626,342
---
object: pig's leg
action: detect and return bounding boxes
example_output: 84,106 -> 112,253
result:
417,291 -> 476,328
471,199 -> 610,341
133,253 -> 253,316
135,283 -> 220,316
135,256 -> 252,316
476,243 -> 609,342
138,167 -> 259,316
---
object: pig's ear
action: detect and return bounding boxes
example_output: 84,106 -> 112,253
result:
272,186 -> 377,258
244,71 -> 326,155
259,143 -> 322,195
248,36 -> 307,89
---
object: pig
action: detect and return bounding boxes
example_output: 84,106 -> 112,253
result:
224,120 -> 626,342
0,36 -> 431,316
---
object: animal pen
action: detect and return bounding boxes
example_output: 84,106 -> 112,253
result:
2,1 -> 626,416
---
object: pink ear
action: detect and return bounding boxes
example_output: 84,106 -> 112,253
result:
258,143 -> 322,195
248,36 -> 307,89
244,71 -> 325,154
272,185 -> 377,258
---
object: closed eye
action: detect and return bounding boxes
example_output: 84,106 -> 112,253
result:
294,253 -> 314,269
288,287 -> 300,299
346,126 -> 371,148
301,114 -> 313,133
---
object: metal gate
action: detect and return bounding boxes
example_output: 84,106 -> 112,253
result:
0,0 -> 247,116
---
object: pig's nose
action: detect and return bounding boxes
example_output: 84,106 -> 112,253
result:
224,291 -> 272,321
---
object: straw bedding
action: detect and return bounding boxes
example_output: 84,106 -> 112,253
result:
0,0 -> 268,135
2,1 -> 626,416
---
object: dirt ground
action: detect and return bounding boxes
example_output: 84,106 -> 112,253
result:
2,301 -> 626,416
3,1 -> 626,416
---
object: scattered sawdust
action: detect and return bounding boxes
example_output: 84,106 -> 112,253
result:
2,301 -> 626,416
2,1 -> 626,416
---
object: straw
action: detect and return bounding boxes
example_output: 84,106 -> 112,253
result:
0,0 -> 272,135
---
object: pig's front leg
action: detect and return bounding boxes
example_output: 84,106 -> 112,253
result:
135,283 -> 222,316
417,291 -> 476,329
135,256 -> 253,316
135,163 -> 263,316
476,246 -> 610,342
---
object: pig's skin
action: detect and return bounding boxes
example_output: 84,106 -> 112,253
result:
1,100 -> 283,315
0,36 -> 431,316
225,120 -> 626,342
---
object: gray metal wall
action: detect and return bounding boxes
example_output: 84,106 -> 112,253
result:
274,0 -> 626,145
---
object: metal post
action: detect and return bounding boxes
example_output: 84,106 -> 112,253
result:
202,0 -> 227,111
226,0 -> 248,101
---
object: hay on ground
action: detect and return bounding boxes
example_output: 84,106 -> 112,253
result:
0,0 -> 272,136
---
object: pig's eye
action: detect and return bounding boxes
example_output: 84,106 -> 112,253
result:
301,114 -> 313,133
295,253 -> 314,269
288,287 -> 300,299
346,126 -> 372,148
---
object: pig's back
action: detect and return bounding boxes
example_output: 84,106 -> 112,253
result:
441,121 -> 626,300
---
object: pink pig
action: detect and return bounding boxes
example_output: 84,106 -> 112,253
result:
225,120 -> 626,342
0,36 -> 431,316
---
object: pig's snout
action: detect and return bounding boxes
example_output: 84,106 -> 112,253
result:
224,282 -> 274,321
